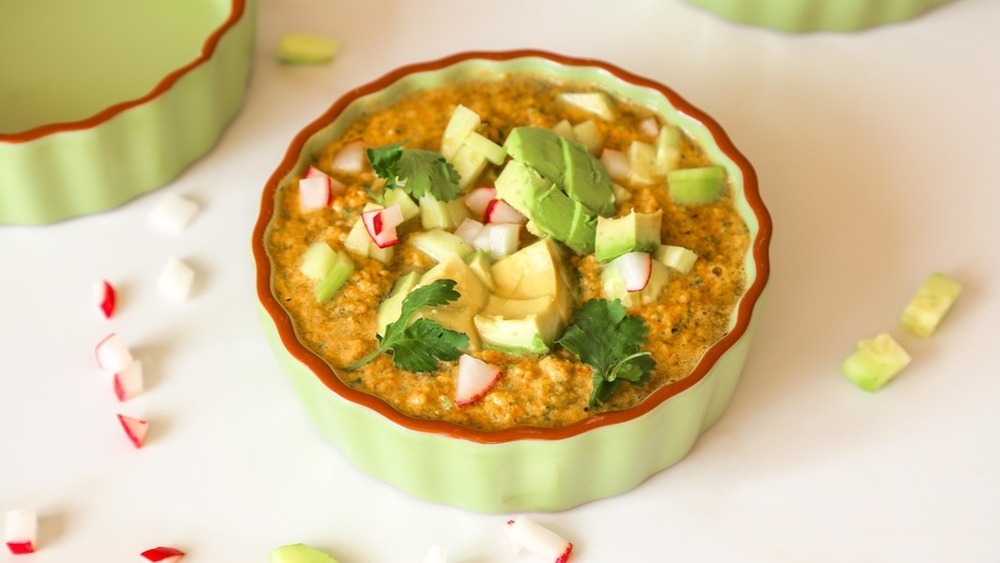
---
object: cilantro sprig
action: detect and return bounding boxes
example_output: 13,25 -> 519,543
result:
558,299 -> 655,407
343,279 -> 468,373
366,142 -> 461,202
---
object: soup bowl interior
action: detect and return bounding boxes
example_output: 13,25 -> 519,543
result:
253,50 -> 771,513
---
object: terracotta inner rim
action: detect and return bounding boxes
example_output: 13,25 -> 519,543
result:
252,49 -> 773,444
1,0 -> 247,142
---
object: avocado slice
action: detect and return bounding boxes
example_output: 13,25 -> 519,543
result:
375,271 -> 420,336
474,294 -> 564,354
562,136 -> 615,216
494,159 -> 550,218
503,126 -> 565,185
491,237 -> 575,323
414,252 -> 490,350
594,210 -> 662,263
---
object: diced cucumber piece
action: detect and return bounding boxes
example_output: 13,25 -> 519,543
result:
314,251 -> 354,302
558,92 -> 616,121
270,543 -> 338,563
463,132 -> 508,166
628,140 -> 657,185
611,182 -> 631,203
668,166 -> 726,204
447,199 -> 470,227
408,228 -> 474,262
840,333 -> 911,392
419,195 -> 454,229
654,124 -> 682,174
299,242 -> 337,280
450,144 -> 489,190
276,33 -> 339,65
382,188 -> 420,221
654,244 -> 698,274
441,104 -> 481,160
368,244 -> 394,265
551,119 -> 576,140
573,120 -> 604,154
900,272 -> 962,338
343,217 -> 371,258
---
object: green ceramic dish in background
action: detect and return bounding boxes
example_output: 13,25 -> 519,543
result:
679,0 -> 955,32
253,51 -> 772,513
0,0 -> 256,225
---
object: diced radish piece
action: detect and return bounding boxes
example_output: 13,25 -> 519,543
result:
455,354 -> 501,407
361,205 -> 403,248
141,546 -> 186,562
464,186 -> 496,218
422,545 -> 447,563
93,279 -> 116,319
159,258 -> 196,302
150,193 -> 200,233
600,148 -> 630,181
96,333 -> 132,373
502,516 -> 573,563
488,223 -> 520,260
113,360 -> 144,402
298,175 -> 332,211
900,272 -> 962,338
639,117 -> 660,137
117,414 -> 148,448
330,140 -> 365,173
484,199 -> 526,224
613,252 -> 653,292
454,218 -> 485,245
306,167 -> 347,196
4,510 -> 37,555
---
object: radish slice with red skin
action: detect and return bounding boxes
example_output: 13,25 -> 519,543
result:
96,333 -> 133,373
488,223 -> 520,259
93,280 -> 116,319
455,354 -> 501,407
113,360 -> 144,402
4,510 -> 37,555
502,516 -> 573,563
298,176 -> 332,211
600,148 -> 630,181
306,166 -> 347,195
117,414 -> 148,448
330,140 -> 365,173
484,199 -> 526,224
454,218 -> 485,245
361,205 -> 404,248
140,546 -> 185,562
612,252 -> 652,292
464,186 -> 496,218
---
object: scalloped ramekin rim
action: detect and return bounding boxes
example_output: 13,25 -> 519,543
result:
253,49 -> 772,444
0,0 -> 249,143
679,0 -> 956,32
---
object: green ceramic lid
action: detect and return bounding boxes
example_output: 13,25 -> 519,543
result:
0,0 -> 257,225
680,0 -> 955,32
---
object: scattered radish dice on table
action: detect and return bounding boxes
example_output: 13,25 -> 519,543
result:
113,360 -> 144,401
4,509 -> 37,555
455,354 -> 502,407
159,258 -> 196,301
150,193 -> 200,233
612,252 -> 653,292
96,332 -> 133,373
502,516 -> 573,562
117,414 -> 149,448
140,546 -> 185,562
92,279 -> 117,319
454,218 -> 485,245
298,175 -> 333,211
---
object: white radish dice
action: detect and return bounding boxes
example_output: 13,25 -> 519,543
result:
4,509 -> 37,555
117,414 -> 149,448
502,516 -> 573,563
113,360 -> 144,402
150,193 -> 200,233
96,333 -> 133,373
92,279 -> 116,319
159,258 -> 196,301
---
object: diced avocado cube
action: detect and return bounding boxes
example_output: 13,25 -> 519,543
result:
474,295 -> 564,354
627,140 -> 657,186
900,272 -> 962,338
841,333 -> 911,392
594,210 -> 663,263
491,237 -> 575,323
343,217 -> 371,258
270,543 -> 338,563
419,195 -> 455,229
465,250 -> 496,292
375,271 -> 420,336
276,34 -> 339,65
668,166 -> 727,204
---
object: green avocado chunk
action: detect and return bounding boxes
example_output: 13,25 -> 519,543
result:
503,126 -> 565,185
270,543 -> 338,563
474,295 -> 563,354
594,210 -> 662,263
562,135 -> 615,216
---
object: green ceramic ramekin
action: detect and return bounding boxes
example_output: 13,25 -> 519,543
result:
680,0 -> 955,32
0,0 -> 256,225
252,50 -> 772,513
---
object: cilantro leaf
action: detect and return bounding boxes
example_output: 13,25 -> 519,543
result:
366,142 -> 461,201
557,299 -> 655,407
343,279 -> 468,372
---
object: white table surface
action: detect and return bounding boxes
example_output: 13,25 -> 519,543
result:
3,1 -> 999,561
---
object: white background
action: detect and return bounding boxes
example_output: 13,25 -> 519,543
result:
2,0 -> 999,561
